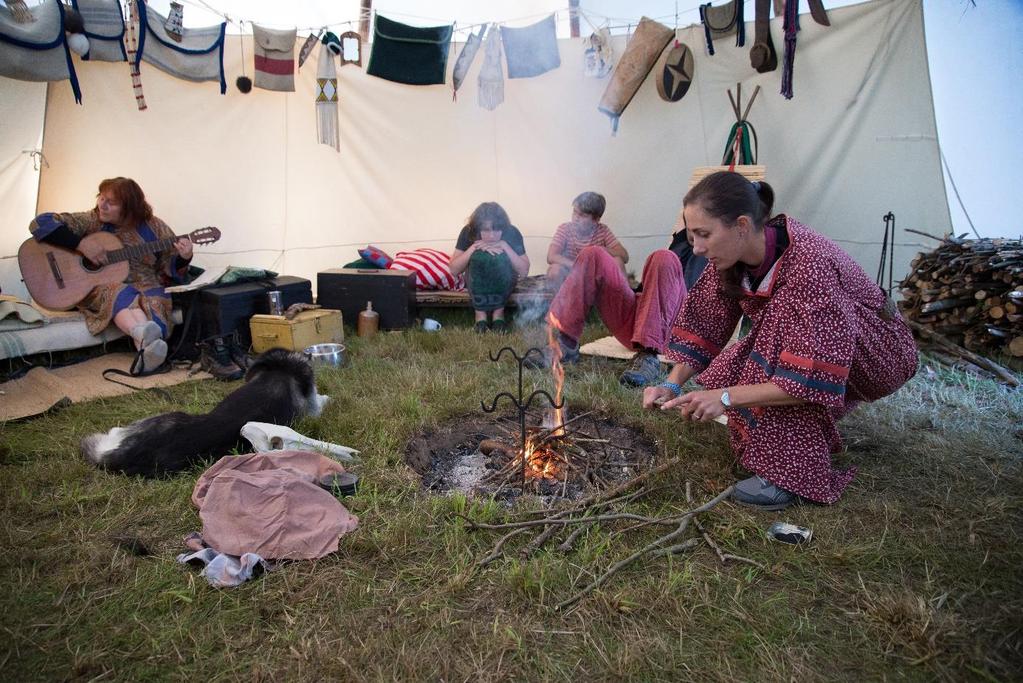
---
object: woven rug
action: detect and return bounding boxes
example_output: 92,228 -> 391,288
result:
1,352 -> 212,421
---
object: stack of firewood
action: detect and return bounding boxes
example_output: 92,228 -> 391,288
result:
899,235 -> 1023,357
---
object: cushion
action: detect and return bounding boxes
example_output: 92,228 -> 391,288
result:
390,248 -> 465,291
358,245 -> 393,269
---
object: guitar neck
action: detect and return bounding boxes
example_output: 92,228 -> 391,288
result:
105,236 -> 180,264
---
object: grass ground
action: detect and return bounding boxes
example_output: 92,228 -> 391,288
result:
2,312 -> 1021,682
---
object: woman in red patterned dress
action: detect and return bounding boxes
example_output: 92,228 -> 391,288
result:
643,171 -> 917,510
29,177 -> 193,372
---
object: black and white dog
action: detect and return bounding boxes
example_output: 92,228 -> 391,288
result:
81,348 -> 329,477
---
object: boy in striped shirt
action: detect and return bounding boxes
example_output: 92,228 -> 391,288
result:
546,192 -> 628,293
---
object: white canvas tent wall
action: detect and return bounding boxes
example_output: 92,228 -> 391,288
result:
2,0 -> 950,300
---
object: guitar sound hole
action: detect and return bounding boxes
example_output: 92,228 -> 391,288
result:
81,258 -> 103,272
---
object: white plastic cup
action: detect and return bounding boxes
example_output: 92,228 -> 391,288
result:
422,318 -> 442,332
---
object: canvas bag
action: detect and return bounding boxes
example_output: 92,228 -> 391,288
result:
597,17 -> 674,133
252,24 -> 296,92
366,14 -> 453,86
477,26 -> 504,110
500,14 -> 560,79
137,1 -> 227,93
0,0 -> 82,103
72,0 -> 125,62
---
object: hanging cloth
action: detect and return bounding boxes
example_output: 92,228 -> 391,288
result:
0,0 -> 83,103
316,40 -> 339,151
699,0 -> 745,56
252,24 -> 296,92
72,0 -> 126,63
583,27 -> 614,79
597,17 -> 674,133
137,1 -> 227,94
125,0 -> 146,110
366,14 -> 453,86
451,23 -> 486,100
477,26 -> 504,111
500,14 -> 560,79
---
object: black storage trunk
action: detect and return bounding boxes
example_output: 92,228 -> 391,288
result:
199,276 -> 313,346
317,268 -> 417,330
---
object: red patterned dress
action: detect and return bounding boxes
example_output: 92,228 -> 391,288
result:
665,216 -> 918,503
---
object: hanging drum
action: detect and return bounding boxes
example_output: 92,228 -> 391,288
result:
655,42 -> 694,102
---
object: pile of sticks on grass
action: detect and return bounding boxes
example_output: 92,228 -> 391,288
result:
479,411 -> 638,493
456,457 -> 766,610
900,232 -> 1023,360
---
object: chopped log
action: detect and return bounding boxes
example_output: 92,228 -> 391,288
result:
1011,337 -> 1023,357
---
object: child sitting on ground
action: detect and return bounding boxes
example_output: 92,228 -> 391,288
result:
546,191 -> 628,293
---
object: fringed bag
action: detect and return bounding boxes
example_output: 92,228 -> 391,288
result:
316,41 -> 339,151
477,27 -> 504,111
597,17 -> 674,133
0,0 -> 83,103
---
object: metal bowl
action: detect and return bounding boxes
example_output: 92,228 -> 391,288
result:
304,342 -> 346,370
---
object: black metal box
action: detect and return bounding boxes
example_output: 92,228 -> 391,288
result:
198,276 -> 313,345
317,268 -> 417,330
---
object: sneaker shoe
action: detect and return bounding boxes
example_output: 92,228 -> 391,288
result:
619,351 -> 663,387
491,319 -> 509,334
523,335 -> 580,369
474,320 -> 490,334
200,337 -> 244,381
140,338 -> 167,373
732,475 -> 800,511
130,320 -> 161,349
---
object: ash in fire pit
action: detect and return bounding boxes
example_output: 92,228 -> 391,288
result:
404,410 -> 659,503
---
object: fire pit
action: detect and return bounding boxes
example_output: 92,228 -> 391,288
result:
405,345 -> 658,503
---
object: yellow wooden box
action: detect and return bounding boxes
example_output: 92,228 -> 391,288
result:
249,309 -> 343,353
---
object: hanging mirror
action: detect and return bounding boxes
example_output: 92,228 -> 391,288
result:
339,31 -> 362,66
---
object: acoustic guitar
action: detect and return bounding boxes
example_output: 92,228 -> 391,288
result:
18,227 -> 221,310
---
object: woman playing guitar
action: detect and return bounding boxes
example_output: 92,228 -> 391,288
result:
27,177 -> 193,372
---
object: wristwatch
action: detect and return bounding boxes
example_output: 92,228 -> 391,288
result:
720,389 -> 732,408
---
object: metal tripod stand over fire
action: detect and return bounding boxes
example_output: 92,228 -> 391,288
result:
481,346 -> 565,489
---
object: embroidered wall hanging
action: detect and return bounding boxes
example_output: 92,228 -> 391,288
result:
252,24 -> 296,92
137,1 -> 227,94
72,0 -> 126,63
597,17 -> 674,133
583,27 -> 614,79
0,0 -> 82,103
500,14 -> 560,79
451,23 -> 486,100
366,14 -> 453,86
